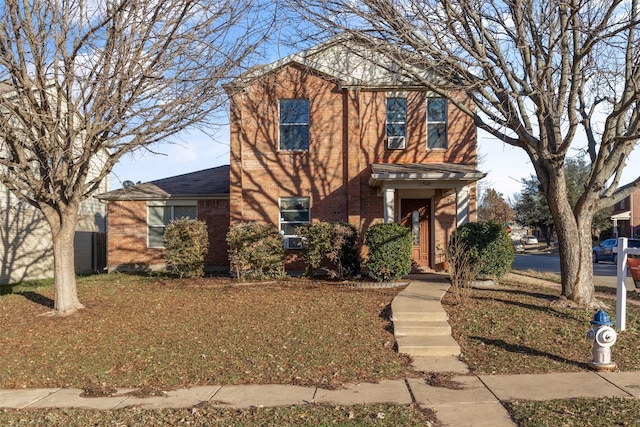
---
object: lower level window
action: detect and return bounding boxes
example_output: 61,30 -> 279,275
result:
279,197 -> 310,249
148,203 -> 197,248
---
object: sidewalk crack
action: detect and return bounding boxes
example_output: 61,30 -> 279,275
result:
594,372 -> 636,398
404,378 -> 417,404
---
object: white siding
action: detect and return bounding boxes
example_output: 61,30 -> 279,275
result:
0,181 -> 108,284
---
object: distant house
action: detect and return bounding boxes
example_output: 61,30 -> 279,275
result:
96,166 -> 230,272
0,186 -> 107,284
0,82 -> 108,284
611,189 -> 640,238
98,35 -> 485,273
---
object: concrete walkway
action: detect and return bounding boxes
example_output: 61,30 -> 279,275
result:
2,274 -> 640,427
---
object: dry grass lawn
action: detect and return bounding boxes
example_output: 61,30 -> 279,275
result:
3,270 -> 640,426
0,274 -> 413,391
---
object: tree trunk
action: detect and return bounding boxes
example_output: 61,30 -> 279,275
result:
546,174 -> 596,307
45,207 -> 84,315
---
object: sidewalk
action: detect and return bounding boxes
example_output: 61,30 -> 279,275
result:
1,371 -> 639,426
1,275 -> 639,427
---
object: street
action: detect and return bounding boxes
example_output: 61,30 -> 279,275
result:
512,253 -> 637,290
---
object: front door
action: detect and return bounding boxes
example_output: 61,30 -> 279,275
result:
400,199 -> 431,268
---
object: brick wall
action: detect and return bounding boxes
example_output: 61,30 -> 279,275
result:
106,200 -> 164,271
612,191 -> 640,238
107,199 -> 230,272
198,199 -> 230,269
229,64 -> 478,269
633,193 -> 640,238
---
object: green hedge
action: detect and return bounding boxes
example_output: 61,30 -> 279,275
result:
296,221 -> 360,279
164,218 -> 209,278
364,222 -> 412,281
226,222 -> 285,280
449,221 -> 513,279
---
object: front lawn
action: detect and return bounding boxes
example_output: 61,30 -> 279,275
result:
0,274 -> 411,390
4,271 -> 640,426
442,276 -> 640,374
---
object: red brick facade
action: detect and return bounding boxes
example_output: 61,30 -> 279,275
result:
612,190 -> 640,238
106,199 -> 230,271
198,199 -> 231,267
101,39 -> 482,273
229,64 -> 479,269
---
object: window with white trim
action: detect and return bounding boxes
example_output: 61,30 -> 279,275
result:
386,97 -> 407,149
427,98 -> 447,149
279,99 -> 309,151
147,202 -> 197,248
279,197 -> 310,249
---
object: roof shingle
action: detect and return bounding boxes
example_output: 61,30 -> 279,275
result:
96,165 -> 230,201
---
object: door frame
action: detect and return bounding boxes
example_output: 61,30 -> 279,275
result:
400,198 -> 432,268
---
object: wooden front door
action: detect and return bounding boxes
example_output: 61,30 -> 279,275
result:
401,199 -> 431,268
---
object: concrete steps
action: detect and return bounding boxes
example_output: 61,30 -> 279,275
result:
392,320 -> 451,336
396,335 -> 461,356
391,275 -> 461,358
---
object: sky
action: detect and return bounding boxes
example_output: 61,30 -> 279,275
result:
110,128 -> 231,188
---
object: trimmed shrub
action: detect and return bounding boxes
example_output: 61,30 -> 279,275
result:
364,222 -> 412,282
226,222 -> 285,280
449,221 -> 514,279
163,218 -> 209,278
296,221 -> 360,279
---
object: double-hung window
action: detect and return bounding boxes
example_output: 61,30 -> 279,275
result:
147,202 -> 197,248
279,99 -> 309,151
386,97 -> 406,149
279,197 -> 310,249
427,98 -> 447,149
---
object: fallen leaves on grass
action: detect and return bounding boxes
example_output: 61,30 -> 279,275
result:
0,403 -> 437,426
505,397 -> 640,427
0,274 -> 411,389
442,280 -> 640,374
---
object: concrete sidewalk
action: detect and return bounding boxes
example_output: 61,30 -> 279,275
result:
1,274 -> 639,427
1,371 -> 639,426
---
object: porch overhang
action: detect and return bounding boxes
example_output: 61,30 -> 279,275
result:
611,211 -> 631,221
368,163 -> 486,188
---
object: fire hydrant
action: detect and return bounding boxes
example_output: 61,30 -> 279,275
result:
586,309 -> 617,371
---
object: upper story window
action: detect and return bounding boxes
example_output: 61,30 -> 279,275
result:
147,202 -> 197,248
386,97 -> 407,149
279,196 -> 310,249
427,98 -> 448,149
279,99 -> 309,151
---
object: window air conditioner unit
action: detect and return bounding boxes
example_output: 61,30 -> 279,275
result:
284,237 -> 304,250
387,136 -> 405,150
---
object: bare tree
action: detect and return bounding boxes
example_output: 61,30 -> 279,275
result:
0,0 -> 273,314
291,0 -> 640,307
478,188 -> 513,223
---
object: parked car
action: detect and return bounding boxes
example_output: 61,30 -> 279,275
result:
513,241 -> 525,253
520,235 -> 539,245
592,238 -> 640,264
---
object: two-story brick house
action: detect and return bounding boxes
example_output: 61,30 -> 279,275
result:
611,189 -> 640,238
98,35 -> 485,272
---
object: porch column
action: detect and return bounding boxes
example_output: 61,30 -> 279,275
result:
383,187 -> 395,223
456,186 -> 470,226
